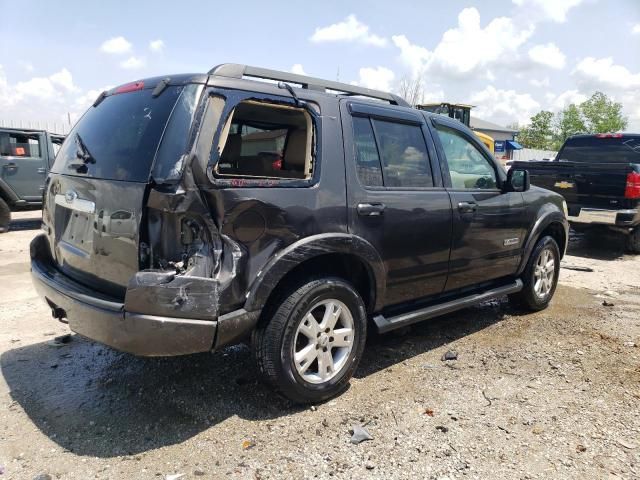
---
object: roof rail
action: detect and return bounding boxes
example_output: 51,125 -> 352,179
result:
208,63 -> 410,107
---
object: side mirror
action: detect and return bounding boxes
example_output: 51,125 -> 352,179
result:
503,168 -> 530,193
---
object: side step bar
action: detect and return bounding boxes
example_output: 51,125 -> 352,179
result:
373,279 -> 523,334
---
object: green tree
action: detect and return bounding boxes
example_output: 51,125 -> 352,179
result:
553,103 -> 586,149
518,110 -> 555,149
580,91 -> 627,133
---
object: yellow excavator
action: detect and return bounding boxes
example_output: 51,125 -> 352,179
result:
415,103 -> 494,153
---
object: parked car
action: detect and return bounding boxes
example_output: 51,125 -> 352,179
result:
513,133 -> 640,252
30,64 -> 568,403
0,127 -> 65,231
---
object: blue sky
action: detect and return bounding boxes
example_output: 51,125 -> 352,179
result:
1,0 -> 639,131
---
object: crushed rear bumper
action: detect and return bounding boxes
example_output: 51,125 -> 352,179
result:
30,234 -> 258,356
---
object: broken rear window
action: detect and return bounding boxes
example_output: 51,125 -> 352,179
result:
214,100 -> 314,180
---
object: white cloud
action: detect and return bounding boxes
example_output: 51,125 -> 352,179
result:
120,56 -> 145,70
550,89 -> 588,109
310,15 -> 387,47
574,57 -> 640,90
530,77 -> 550,88
393,8 -> 533,79
512,0 -> 584,23
528,43 -> 566,69
470,85 -> 541,125
18,61 -> 34,73
633,24 -> 640,34
149,39 -> 164,52
11,68 -> 78,101
100,36 -> 132,55
391,35 -> 431,76
352,66 -> 395,91
291,64 -> 307,75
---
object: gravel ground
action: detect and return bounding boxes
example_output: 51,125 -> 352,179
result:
1,211 -> 639,479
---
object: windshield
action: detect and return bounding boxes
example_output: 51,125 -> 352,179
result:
559,136 -> 640,164
52,85 -> 197,182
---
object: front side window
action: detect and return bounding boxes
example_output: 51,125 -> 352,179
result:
0,131 -> 42,158
435,125 -> 497,190
372,119 -> 433,188
215,100 -> 314,180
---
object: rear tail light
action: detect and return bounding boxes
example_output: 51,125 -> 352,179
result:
625,172 -> 640,199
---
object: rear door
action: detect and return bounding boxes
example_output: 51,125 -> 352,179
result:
43,83 -> 200,297
0,130 -> 47,201
341,101 -> 452,307
430,118 -> 526,291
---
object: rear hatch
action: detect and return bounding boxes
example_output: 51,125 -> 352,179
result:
43,80 -> 202,298
542,135 -> 640,212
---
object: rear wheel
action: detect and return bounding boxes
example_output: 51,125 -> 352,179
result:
252,277 -> 367,404
0,198 -> 10,233
626,227 -> 640,254
510,235 -> 560,311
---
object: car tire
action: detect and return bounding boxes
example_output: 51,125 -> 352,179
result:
0,198 -> 10,233
252,277 -> 367,404
510,235 -> 560,311
626,227 -> 640,254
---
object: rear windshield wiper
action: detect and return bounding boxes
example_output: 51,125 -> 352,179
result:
68,133 -> 96,173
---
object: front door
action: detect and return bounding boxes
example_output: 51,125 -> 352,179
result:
0,130 -> 47,202
341,101 -> 453,307
429,119 -> 526,291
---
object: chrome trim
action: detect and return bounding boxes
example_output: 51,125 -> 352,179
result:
54,193 -> 96,214
568,208 -> 637,225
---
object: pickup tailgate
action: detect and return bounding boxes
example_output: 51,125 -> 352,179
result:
521,135 -> 640,213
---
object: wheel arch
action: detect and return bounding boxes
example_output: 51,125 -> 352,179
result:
517,207 -> 568,276
244,233 -> 386,314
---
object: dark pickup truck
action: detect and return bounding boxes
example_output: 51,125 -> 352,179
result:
513,134 -> 640,252
0,127 -> 65,231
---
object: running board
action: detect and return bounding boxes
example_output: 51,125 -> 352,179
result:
373,279 -> 523,334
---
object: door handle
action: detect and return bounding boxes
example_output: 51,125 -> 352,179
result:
357,203 -> 386,216
457,201 -> 477,213
3,162 -> 17,172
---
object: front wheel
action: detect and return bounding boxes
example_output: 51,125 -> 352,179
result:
510,235 -> 560,311
252,277 -> 367,404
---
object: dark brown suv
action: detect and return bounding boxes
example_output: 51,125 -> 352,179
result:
31,64 -> 568,403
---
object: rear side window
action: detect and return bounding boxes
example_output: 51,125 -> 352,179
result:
215,100 -> 314,180
52,86 -> 188,182
559,136 -> 640,163
0,131 -> 42,158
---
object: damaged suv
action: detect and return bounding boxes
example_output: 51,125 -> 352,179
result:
31,64 -> 568,403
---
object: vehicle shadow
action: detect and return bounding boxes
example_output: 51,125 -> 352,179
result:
10,217 -> 41,231
1,299 -> 510,458
566,229 -> 628,261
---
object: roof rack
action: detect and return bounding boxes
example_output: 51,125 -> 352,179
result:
208,63 -> 410,107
